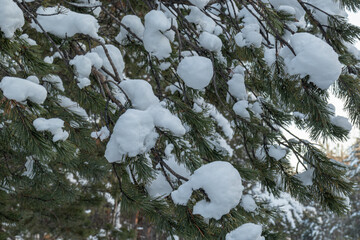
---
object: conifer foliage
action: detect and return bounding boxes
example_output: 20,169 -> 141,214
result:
1,0 -> 360,239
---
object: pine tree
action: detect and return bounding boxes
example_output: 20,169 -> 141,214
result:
1,0 -> 360,239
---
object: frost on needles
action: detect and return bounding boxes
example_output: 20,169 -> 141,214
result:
0,0 -> 360,239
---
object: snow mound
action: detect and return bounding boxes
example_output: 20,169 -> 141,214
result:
105,109 -> 158,162
33,7 -> 99,39
57,96 -> 88,119
119,79 -> 159,110
268,145 -> 287,160
43,75 -> 65,91
240,195 -> 257,212
199,32 -> 222,52
189,0 -> 210,9
186,6 -> 216,33
0,0 -> 24,38
33,118 -> 69,142
105,79 -> 185,162
116,15 -> 144,43
233,100 -> 250,119
295,168 -> 314,186
0,77 -> 47,104
280,33 -> 342,90
331,116 -> 352,132
91,126 -> 110,141
228,72 -> 247,100
226,223 -> 264,240
70,52 -> 103,88
143,10 -> 172,59
171,161 -> 243,220
147,104 -> 186,136
177,56 -> 213,90
92,44 -> 124,80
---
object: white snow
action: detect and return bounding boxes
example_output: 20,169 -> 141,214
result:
116,15 -> 144,43
223,0 -> 240,19
250,101 -> 263,118
163,144 -> 191,181
146,145 -> 191,199
70,55 -> 91,79
26,76 -> 39,84
105,79 -> 186,162
119,79 -> 159,110
194,97 -> 234,139
171,161 -> 243,220
226,223 -> 264,240
331,116 -> 352,131
92,44 -> 124,80
43,75 -> 64,91
0,77 -> 47,104
280,33 -> 342,90
240,195 -> 257,212
266,0 -> 304,20
235,6 -> 262,48
306,0 -> 347,26
146,171 -> 173,198
143,10 -> 172,59
33,6 -> 99,39
0,0 -> 24,38
91,126 -> 110,141
70,52 -> 103,88
57,96 -> 88,119
189,0 -> 210,9
33,118 -> 69,142
119,79 -> 185,135
147,103 -> 186,136
233,100 -> 250,119
278,5 -> 296,15
199,32 -> 222,52
264,48 -> 276,67
105,109 -> 158,162
177,56 -> 213,90
228,73 -> 247,100
295,168 -> 314,186
20,34 -> 37,46
22,157 -> 35,179
235,24 -> 262,48
268,145 -> 287,161
159,62 -> 171,71
85,52 -> 103,69
186,6 -> 216,33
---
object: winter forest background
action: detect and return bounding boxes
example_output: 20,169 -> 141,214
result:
1,0 -> 360,239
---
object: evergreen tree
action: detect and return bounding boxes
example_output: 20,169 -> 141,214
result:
1,0 -> 360,239
294,139 -> 360,240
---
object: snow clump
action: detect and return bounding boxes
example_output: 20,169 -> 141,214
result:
171,161 -> 243,220
0,0 -> 25,38
70,52 -> 103,88
240,195 -> 257,212
177,56 -> 213,90
92,44 -> 125,80
189,0 -> 210,9
0,77 -> 47,104
199,32 -> 222,52
226,223 -> 264,240
91,126 -> 110,141
33,118 -> 69,142
280,33 -> 342,90
116,15 -> 144,43
105,79 -> 186,163
143,10 -> 172,59
33,6 -> 100,39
